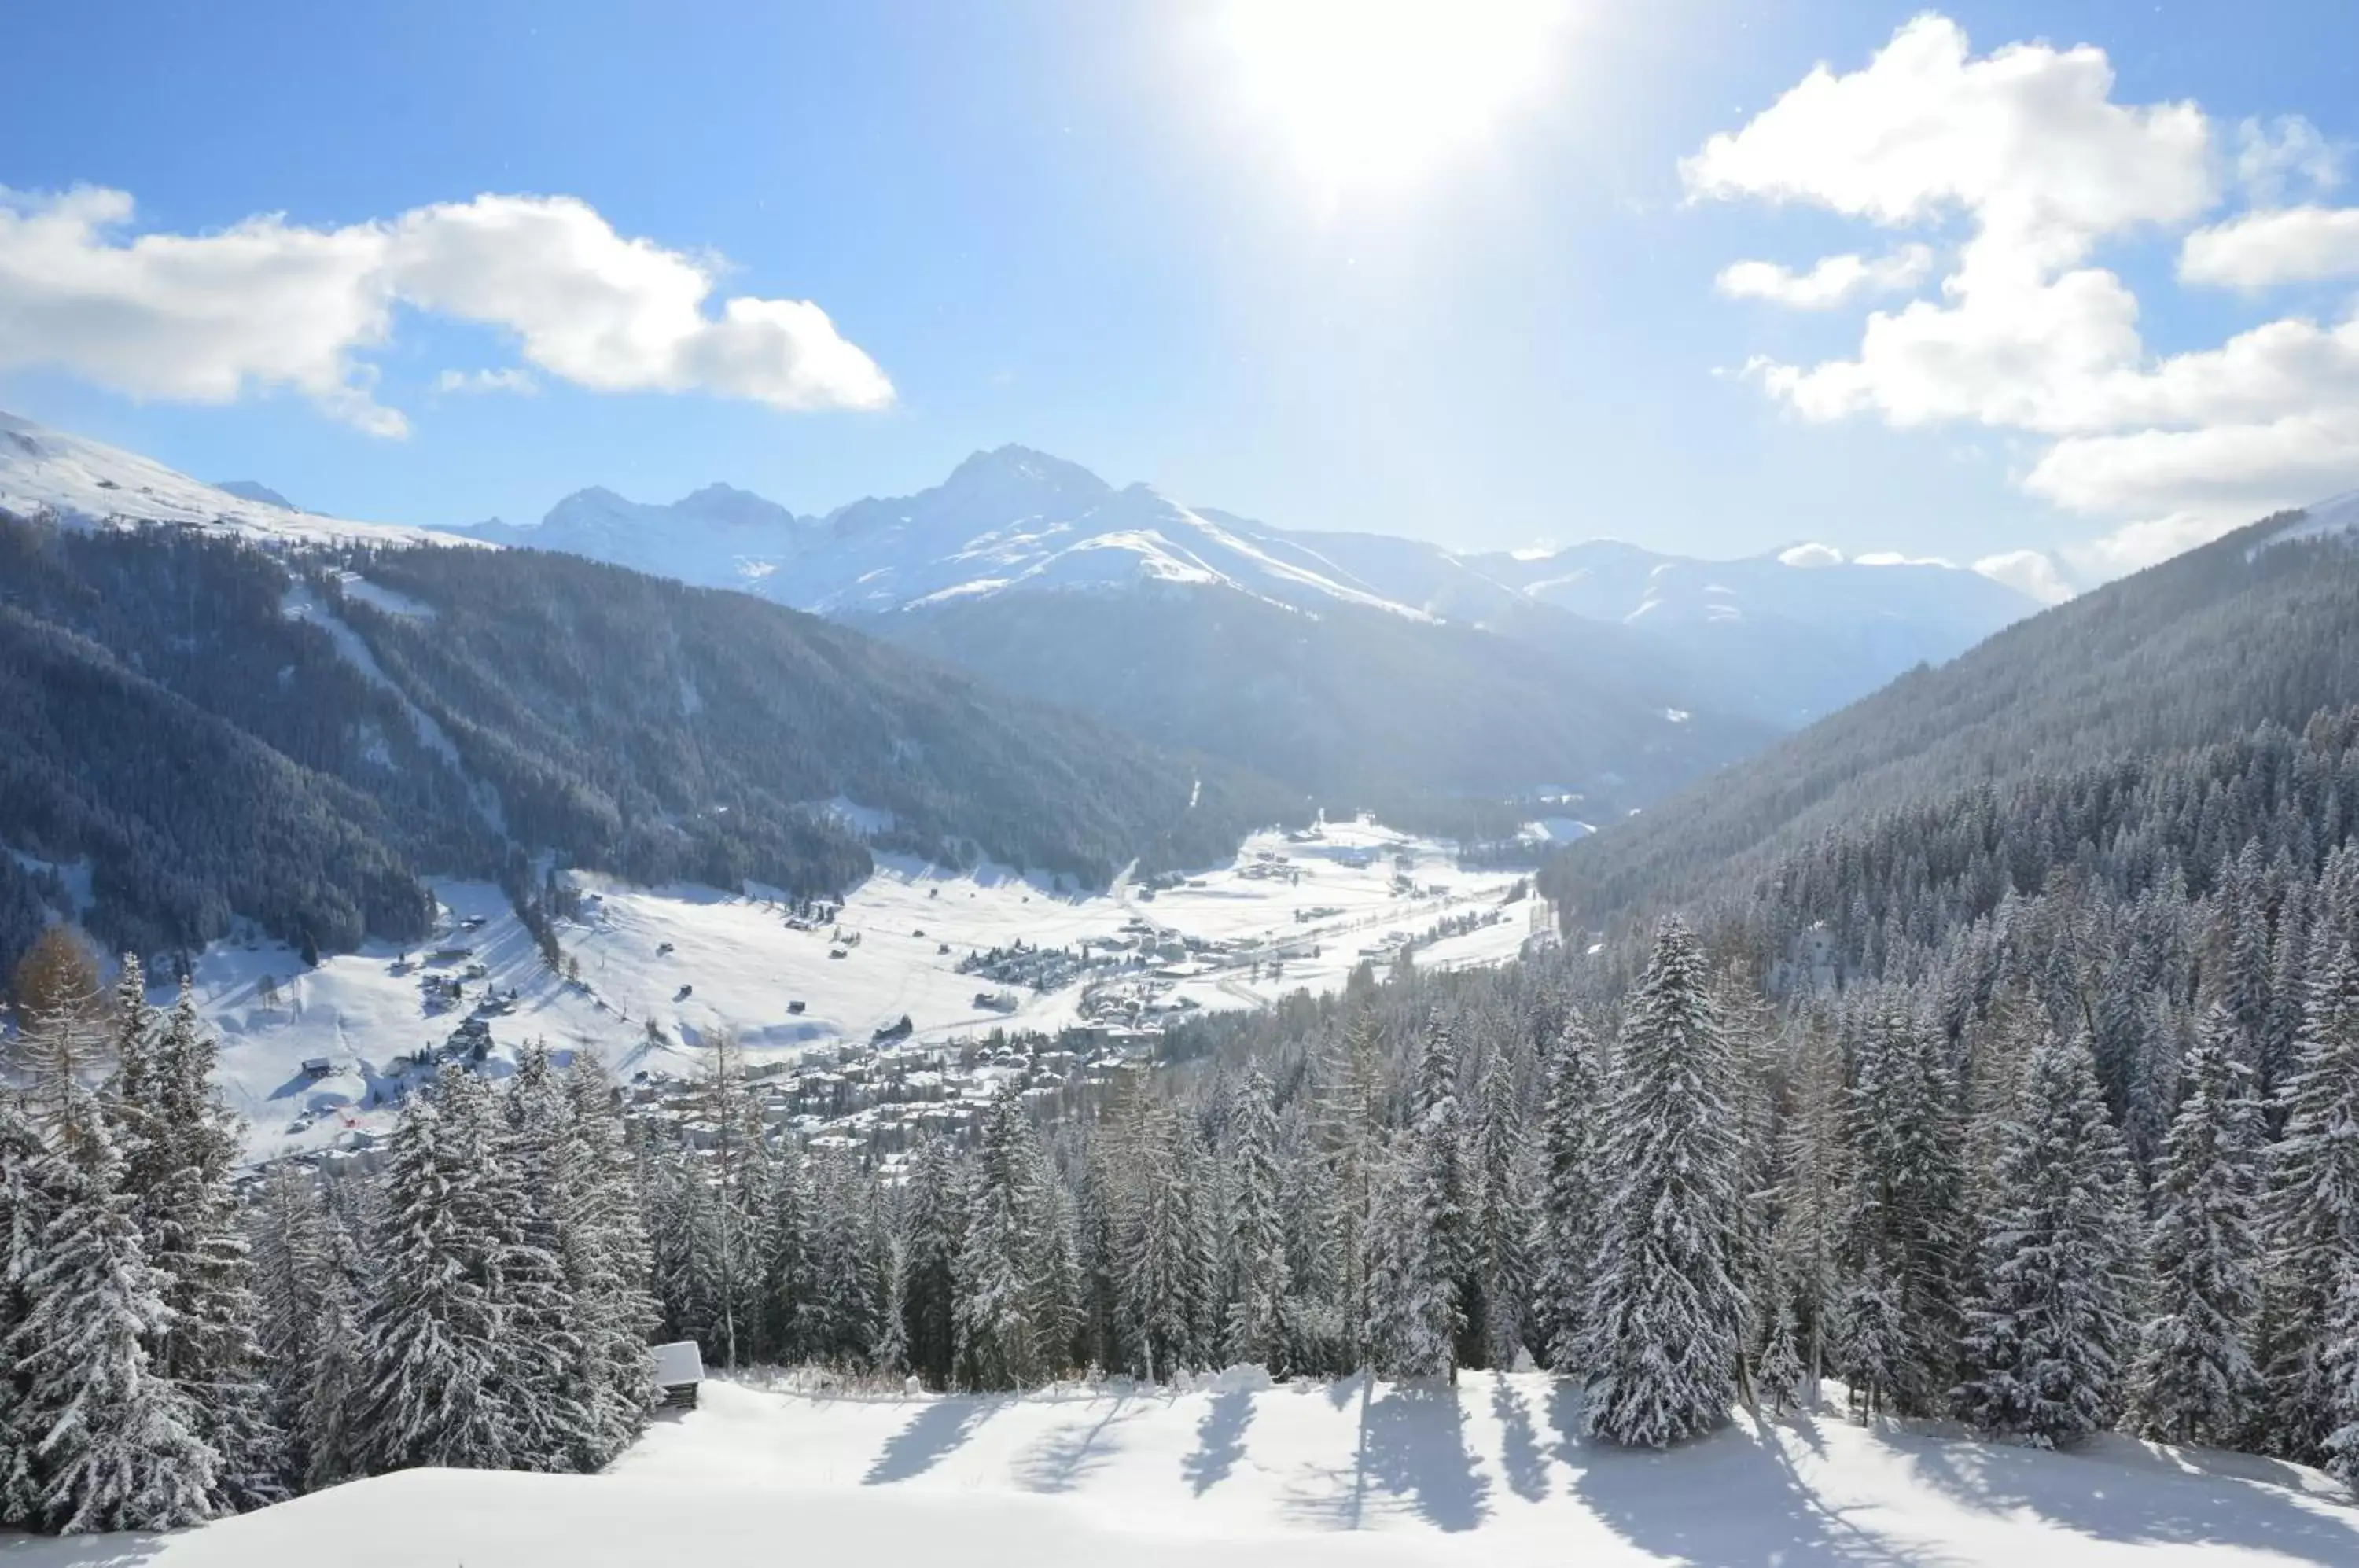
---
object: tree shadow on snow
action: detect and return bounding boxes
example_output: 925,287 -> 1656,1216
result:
863,1396 -> 1003,1485
1569,1405 -> 1921,1566
1013,1394 -> 1144,1495
1489,1375 -> 1551,1503
1183,1386 -> 1255,1495
0,1533 -> 170,1568
1884,1426 -> 2359,1565
1282,1376 -> 1491,1533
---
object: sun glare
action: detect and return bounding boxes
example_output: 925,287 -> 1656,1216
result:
1213,0 -> 1571,195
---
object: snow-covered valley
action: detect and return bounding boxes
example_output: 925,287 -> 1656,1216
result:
11,1373 -> 2353,1566
186,819 -> 1539,1165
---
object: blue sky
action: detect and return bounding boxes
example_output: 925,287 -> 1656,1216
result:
5,1 -> 2357,583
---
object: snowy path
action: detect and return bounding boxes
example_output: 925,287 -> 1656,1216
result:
16,1373 -> 2354,1566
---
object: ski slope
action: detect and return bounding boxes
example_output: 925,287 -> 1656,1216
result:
183,820 -> 1533,1163
11,1374 -> 2353,1566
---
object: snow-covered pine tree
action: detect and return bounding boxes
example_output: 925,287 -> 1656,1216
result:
898,1134 -> 966,1389
1116,1100 -> 1208,1382
1470,1044 -> 1535,1371
357,1077 -> 508,1473
1530,1014 -> 1604,1373
248,1162 -> 332,1482
1842,998 -> 1971,1416
559,1052 -> 658,1466
810,1151 -> 888,1366
1222,1067 -> 1291,1369
1834,1258 -> 1911,1419
1771,1011 -> 1846,1397
298,1202 -> 369,1491
1757,1291 -> 1806,1415
2320,1264 -> 2359,1492
6,1051 -> 217,1532
0,1094 -> 53,1526
1401,1014 -> 1469,1379
763,1133 -> 816,1364
138,981 -> 285,1509
1583,917 -> 1747,1447
956,1085 -> 1049,1389
499,1045 -> 593,1471
1028,1141 -> 1084,1374
2256,941 -> 2359,1461
1956,1027 -> 2141,1448
2126,1003 -> 2267,1446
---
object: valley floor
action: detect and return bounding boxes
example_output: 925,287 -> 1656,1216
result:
186,819 -> 1534,1165
11,1373 -> 2355,1566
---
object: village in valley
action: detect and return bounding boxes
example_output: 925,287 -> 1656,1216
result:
185,815 -> 1556,1179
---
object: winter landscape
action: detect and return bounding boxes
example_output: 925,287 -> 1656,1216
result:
11,3 -> 2359,1565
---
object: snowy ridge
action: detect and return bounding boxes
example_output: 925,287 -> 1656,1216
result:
2257,488 -> 2359,552
0,408 -> 477,549
17,1375 -> 2353,1566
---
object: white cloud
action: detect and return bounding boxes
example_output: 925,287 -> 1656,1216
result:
1853,550 -> 1955,567
436,367 -> 539,396
2235,115 -> 2342,204
0,186 -> 892,436
1714,245 -> 1931,309
2181,205 -> 2359,288
1688,15 -> 2359,580
1972,548 -> 2074,604
1776,541 -> 1846,567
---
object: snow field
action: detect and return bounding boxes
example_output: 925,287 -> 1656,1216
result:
11,1375 -> 2355,1566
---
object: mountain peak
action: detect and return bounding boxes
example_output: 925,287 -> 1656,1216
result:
939,444 -> 1110,504
212,479 -> 296,510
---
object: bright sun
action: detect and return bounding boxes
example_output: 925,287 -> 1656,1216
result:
1213,0 -> 1571,194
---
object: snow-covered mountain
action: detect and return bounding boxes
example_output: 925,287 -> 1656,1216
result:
465,481 -> 805,589
462,445 -> 1436,620
469,444 -> 2042,727
0,408 -> 469,549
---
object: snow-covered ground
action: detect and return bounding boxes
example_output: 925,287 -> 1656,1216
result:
186,820 -> 1535,1163
12,1374 -> 2354,1566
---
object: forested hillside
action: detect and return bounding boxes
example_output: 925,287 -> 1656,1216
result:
1542,513 -> 2359,933
864,583 -> 1770,807
0,516 -> 1301,976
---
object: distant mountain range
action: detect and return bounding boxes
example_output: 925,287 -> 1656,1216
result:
0,407 -> 2041,826
439,444 -> 2047,801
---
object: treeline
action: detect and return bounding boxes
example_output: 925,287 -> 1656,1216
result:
636,893 -> 2359,1472
0,513 -> 1304,978
0,930 -> 657,1536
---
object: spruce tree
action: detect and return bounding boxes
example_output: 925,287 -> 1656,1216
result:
1222,1068 -> 1291,1369
1583,917 -> 1746,1447
898,1135 -> 966,1389
559,1053 -> 658,1465
1400,1016 -> 1469,1379
1956,1028 -> 2141,1448
357,1079 -> 508,1473
956,1086 -> 1048,1389
6,1066 -> 217,1532
2258,944 -> 2359,1461
2127,1005 -> 2266,1446
1470,1045 -> 1535,1370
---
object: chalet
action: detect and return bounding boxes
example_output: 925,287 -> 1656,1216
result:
299,1057 -> 335,1078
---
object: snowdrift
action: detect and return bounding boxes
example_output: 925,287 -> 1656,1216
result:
11,1373 -> 2355,1566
